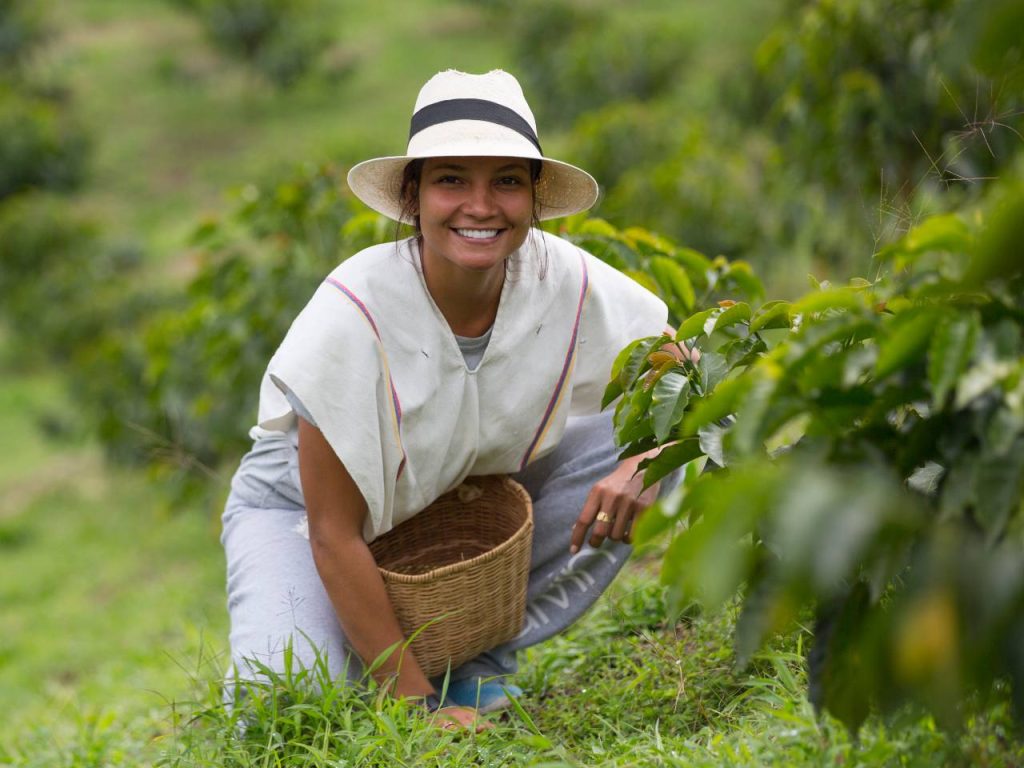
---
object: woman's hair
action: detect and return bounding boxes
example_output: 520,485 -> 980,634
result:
396,158 -> 548,278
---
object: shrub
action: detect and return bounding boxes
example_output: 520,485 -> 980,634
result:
166,0 -> 331,88
560,0 -> 1024,292
0,85 -> 90,201
0,194 -> 140,365
611,168 -> 1024,731
74,163 -> 367,491
0,0 -> 47,73
486,0 -> 692,128
747,0 -> 1023,198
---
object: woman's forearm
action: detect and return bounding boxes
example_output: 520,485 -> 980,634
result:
297,416 -> 434,699
309,525 -> 435,697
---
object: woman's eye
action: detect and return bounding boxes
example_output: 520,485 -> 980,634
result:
435,175 -> 462,184
497,176 -> 524,186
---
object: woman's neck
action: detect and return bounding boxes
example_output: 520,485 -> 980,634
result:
419,249 -> 505,338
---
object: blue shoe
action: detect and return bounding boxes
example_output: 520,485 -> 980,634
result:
444,677 -> 523,714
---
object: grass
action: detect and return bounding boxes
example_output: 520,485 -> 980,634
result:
0,371 -> 227,766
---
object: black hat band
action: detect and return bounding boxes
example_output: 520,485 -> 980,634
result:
409,98 -> 543,154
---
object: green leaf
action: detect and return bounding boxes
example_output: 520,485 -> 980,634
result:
615,384 -> 656,446
708,302 -> 752,333
698,422 -> 727,467
792,289 -> 865,316
750,301 -> 793,332
638,438 -> 704,490
675,307 -> 718,342
674,247 -> 713,287
609,338 -> 644,386
575,217 -> 619,238
903,214 -> 971,255
615,335 -> 662,389
875,307 -> 943,379
734,569 -> 793,668
721,335 -> 769,369
661,465 -> 775,610
600,374 -> 625,410
807,582 -> 875,733
928,311 -> 980,407
719,261 -> 765,302
974,438 -> 1024,544
968,186 -> 1024,284
683,375 -> 751,435
633,459 -> 703,545
623,226 -> 675,255
651,370 -> 691,443
729,367 -> 780,456
939,453 -> 978,520
649,256 -> 696,315
696,350 -> 729,393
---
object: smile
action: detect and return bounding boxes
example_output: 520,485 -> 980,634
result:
454,228 -> 501,240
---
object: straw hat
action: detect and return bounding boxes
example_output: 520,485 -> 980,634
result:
347,69 -> 599,223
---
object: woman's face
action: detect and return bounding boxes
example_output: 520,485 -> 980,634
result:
415,155 -> 534,278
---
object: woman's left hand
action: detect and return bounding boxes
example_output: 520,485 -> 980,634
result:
569,455 -> 659,553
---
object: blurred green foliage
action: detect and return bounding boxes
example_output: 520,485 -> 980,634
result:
73,164 -> 372,490
614,171 -> 1024,731
504,0 -> 1024,292
0,85 -> 89,199
0,0 -> 121,372
0,195 -> 141,362
748,0 -> 1012,194
0,1 -> 89,200
165,0 -> 333,88
481,0 -> 692,128
0,0 -> 46,72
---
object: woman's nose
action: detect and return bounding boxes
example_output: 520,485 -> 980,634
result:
462,182 -> 497,217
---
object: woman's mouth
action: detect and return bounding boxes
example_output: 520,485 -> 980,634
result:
454,228 -> 501,240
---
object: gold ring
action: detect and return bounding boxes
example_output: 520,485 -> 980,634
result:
596,511 -> 612,524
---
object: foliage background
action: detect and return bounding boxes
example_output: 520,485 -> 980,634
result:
1,0 -> 1023,764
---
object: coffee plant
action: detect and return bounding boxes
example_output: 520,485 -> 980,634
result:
166,0 -> 330,88
75,163 -> 380,491
610,173 -> 1024,731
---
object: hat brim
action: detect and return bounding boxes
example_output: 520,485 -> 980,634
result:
347,154 -> 599,224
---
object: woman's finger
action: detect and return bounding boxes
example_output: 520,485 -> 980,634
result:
610,499 -> 634,542
587,505 -> 614,548
571,488 -> 603,553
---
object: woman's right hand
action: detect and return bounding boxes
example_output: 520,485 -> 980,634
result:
432,705 -> 493,732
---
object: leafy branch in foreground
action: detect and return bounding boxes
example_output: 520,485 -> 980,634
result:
613,176 -> 1024,731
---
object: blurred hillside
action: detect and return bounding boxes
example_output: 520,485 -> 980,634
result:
32,0 -> 773,257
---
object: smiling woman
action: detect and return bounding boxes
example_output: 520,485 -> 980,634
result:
220,69 -> 675,731
412,156 -> 536,336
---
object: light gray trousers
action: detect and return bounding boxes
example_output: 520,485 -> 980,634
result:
221,410 -> 655,687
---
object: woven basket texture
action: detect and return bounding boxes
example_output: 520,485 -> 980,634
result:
369,475 -> 533,677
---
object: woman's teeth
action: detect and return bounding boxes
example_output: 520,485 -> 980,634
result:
456,229 -> 499,239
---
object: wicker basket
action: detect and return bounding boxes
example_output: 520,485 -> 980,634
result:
368,475 -> 533,677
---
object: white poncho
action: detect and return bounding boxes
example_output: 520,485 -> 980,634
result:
254,230 -> 667,541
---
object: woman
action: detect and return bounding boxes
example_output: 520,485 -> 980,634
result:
222,69 -> 675,729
